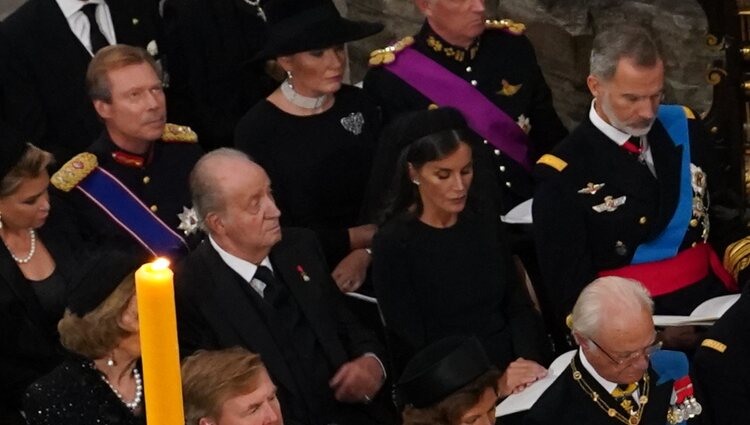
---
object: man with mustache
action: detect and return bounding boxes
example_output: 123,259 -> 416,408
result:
533,25 -> 737,347
51,44 -> 203,260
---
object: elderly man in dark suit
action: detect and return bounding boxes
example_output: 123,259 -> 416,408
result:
175,148 -> 392,425
0,0 -> 161,162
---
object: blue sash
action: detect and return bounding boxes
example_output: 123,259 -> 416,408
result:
77,167 -> 188,259
631,105 -> 691,264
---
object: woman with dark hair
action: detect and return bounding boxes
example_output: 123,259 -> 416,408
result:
372,107 -> 548,397
0,125 -> 80,423
396,336 -> 501,425
234,0 -> 383,293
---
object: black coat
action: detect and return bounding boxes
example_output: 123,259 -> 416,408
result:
162,0 -> 275,151
524,352 -> 675,425
0,206 -> 80,419
533,111 -> 727,323
0,0 -> 161,162
692,286 -> 750,425
363,21 -> 567,212
175,228 -> 389,425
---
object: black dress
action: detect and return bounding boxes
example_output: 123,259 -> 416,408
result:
24,356 -> 145,425
371,209 -> 547,376
0,201 -> 80,422
234,85 -> 381,267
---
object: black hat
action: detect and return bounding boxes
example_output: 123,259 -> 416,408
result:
67,249 -> 141,317
396,336 -> 493,409
0,122 -> 30,183
254,0 -> 383,60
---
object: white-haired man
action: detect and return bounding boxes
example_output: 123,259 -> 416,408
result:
525,276 -> 701,425
174,149 -> 393,425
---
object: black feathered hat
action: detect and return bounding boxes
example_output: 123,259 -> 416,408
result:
254,0 -> 383,60
395,336 -> 494,409
67,250 -> 141,317
0,123 -> 30,184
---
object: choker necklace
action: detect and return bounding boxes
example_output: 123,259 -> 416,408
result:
3,229 -> 36,264
570,357 -> 650,425
280,79 -> 329,110
100,367 -> 143,411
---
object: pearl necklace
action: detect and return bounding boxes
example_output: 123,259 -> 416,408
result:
3,229 -> 36,264
280,78 -> 329,110
101,367 -> 143,411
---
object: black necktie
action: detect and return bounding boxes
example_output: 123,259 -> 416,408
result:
80,3 -> 109,53
253,265 -> 283,306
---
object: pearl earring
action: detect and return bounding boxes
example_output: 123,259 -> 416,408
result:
0,211 -> 3,229
412,180 -> 420,186
107,356 -> 115,367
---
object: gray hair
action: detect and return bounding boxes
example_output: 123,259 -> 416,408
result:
590,25 -> 661,81
189,148 -> 252,231
571,276 -> 653,340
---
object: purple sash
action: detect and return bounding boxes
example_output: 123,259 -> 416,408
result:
384,46 -> 531,171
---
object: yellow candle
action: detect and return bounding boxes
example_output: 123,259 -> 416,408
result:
135,258 -> 184,425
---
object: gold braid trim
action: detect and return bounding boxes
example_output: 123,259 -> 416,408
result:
51,153 -> 98,192
485,19 -> 526,35
723,236 -> 750,281
368,36 -> 415,66
570,358 -> 650,425
162,123 -> 198,143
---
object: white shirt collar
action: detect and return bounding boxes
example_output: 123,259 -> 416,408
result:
579,347 -> 618,394
589,99 -> 631,146
208,235 -> 273,283
56,0 -> 105,18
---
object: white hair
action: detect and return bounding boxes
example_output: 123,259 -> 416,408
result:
571,276 -> 653,340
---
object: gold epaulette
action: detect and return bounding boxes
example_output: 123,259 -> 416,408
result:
368,36 -> 415,66
723,236 -> 750,281
485,19 -> 526,35
537,154 -> 567,172
700,338 -> 727,353
51,152 -> 98,192
682,106 -> 696,119
162,123 -> 198,143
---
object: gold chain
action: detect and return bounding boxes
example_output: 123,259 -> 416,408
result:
570,358 -> 650,425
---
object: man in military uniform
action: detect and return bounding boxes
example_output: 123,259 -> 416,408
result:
533,25 -> 736,336
363,0 -> 567,213
526,277 -> 702,425
693,285 -> 749,425
52,44 -> 203,260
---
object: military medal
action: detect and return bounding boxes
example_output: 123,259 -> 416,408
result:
578,182 -> 605,195
592,195 -> 627,212
667,376 -> 702,424
177,206 -> 199,236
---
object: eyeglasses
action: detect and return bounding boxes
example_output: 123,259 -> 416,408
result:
589,338 -> 663,366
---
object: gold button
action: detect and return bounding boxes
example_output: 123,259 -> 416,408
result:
427,103 -> 439,110
499,165 -> 506,172
470,80 -> 478,86
143,176 -> 151,184
639,216 -> 647,224
482,139 -> 488,144
690,219 -> 699,227
466,66 -> 473,73
505,181 -> 512,188
493,149 -> 501,156
150,205 -> 158,213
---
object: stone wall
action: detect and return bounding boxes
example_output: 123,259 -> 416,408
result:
346,0 -> 719,130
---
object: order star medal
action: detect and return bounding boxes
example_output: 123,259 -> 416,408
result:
177,206 -> 199,236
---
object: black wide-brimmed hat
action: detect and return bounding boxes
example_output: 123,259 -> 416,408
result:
395,336 -> 494,408
254,0 -> 384,60
0,122 -> 30,183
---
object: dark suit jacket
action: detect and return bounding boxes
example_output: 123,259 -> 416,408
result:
0,0 -> 161,162
533,110 -> 727,322
175,228 -> 386,425
0,206 -> 81,419
524,352 -> 675,425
